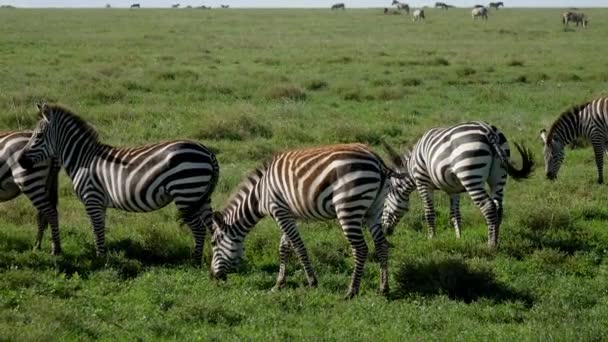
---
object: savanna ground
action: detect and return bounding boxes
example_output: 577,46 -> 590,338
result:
1,7 -> 608,340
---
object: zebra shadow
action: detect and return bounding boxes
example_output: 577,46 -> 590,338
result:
391,257 -> 534,306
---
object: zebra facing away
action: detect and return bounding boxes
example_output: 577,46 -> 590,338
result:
0,131 -> 60,254
18,104 -> 220,264
472,6 -> 488,20
209,144 -> 402,299
331,3 -> 345,10
412,9 -> 425,22
488,1 -> 503,9
540,97 -> 608,183
382,121 -> 534,248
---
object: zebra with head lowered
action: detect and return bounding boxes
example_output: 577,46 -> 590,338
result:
489,2 -> 503,9
0,131 -> 60,253
331,2 -> 345,10
540,97 -> 608,183
435,2 -> 449,9
392,0 -> 410,14
382,121 -> 533,248
562,11 -> 588,27
18,104 -> 219,264
412,9 -> 425,21
209,144 -> 402,298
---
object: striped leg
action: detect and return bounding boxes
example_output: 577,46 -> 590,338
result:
465,185 -> 499,248
591,137 -> 604,184
85,203 -> 107,256
338,209 -> 368,299
366,211 -> 389,296
28,196 -> 61,254
418,184 -> 436,238
175,197 -> 210,265
449,194 -> 462,239
34,211 -> 47,251
272,212 -> 317,288
272,233 -> 291,291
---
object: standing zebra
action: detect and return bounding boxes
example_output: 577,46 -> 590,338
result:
18,104 -> 220,264
0,131 -> 60,254
130,3 -> 140,8
391,0 -> 410,14
331,3 -> 345,10
540,97 -> 608,183
435,2 -> 449,9
209,144 -> 402,298
472,6 -> 488,20
562,11 -> 588,27
488,1 -> 503,9
382,121 -> 533,248
412,9 -> 425,22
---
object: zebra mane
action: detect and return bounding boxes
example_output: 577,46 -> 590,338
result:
546,102 -> 588,141
222,162 -> 268,213
45,104 -> 100,143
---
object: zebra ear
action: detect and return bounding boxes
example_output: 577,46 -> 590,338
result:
36,102 -> 50,121
211,211 -> 223,230
539,129 -> 547,144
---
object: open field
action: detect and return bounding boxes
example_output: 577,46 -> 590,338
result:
1,7 -> 608,340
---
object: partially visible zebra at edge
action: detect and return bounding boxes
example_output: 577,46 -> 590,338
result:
331,2 -> 345,10
382,121 -> 534,248
18,104 -> 220,264
540,97 -> 608,183
0,131 -> 60,254
209,144 -> 403,298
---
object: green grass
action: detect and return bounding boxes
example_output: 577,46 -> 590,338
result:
1,7 -> 608,340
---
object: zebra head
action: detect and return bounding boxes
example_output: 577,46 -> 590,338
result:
18,103 -> 56,170
381,143 -> 416,235
209,211 -> 244,281
539,128 -> 564,181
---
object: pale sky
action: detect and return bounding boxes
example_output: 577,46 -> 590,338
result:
5,0 -> 607,8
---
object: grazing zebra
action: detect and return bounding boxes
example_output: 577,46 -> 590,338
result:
130,3 -> 140,7
563,11 -> 587,27
540,97 -> 608,183
18,104 -> 220,264
171,3 -> 179,7
0,131 -> 60,254
488,1 -> 503,9
209,144 -> 403,298
472,6 -> 488,20
412,9 -> 425,21
331,2 -> 345,10
381,121 -> 534,248
391,0 -> 410,14
435,2 -> 449,9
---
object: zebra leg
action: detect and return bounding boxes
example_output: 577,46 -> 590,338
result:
176,199 -> 210,265
85,203 -> 107,257
592,138 -> 604,184
366,214 -> 389,296
273,213 -> 317,288
29,199 -> 61,254
418,184 -> 436,238
449,194 -> 462,239
338,211 -> 368,299
34,211 -> 47,251
465,186 -> 499,248
272,233 -> 292,291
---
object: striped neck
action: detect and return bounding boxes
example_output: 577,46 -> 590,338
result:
221,167 -> 266,237
547,104 -> 589,146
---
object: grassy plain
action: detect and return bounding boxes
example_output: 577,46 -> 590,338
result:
1,7 -> 608,340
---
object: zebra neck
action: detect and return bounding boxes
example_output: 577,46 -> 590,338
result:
59,138 -> 111,179
552,110 -> 587,145
223,179 -> 265,236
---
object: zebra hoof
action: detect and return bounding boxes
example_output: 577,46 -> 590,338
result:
51,248 -> 62,256
308,277 -> 318,288
343,290 -> 358,300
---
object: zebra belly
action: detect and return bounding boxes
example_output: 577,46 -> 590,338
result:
105,185 -> 173,212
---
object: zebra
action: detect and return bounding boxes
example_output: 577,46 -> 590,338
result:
18,104 -> 220,264
391,0 -> 410,14
435,2 -> 449,9
0,131 -> 60,254
488,1 -> 503,9
331,3 -> 345,10
381,121 -> 534,248
472,6 -> 488,20
540,97 -> 608,183
171,3 -> 179,7
130,3 -> 140,8
562,11 -> 588,28
412,9 -> 425,22
209,144 -> 403,299
220,4 -> 229,8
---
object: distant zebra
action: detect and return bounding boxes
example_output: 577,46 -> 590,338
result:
435,2 -> 448,9
382,122 -> 533,248
472,6 -> 488,20
331,2 -> 345,10
171,3 -> 179,7
0,131 -> 60,254
18,104 -> 220,264
105,3 -> 111,8
220,4 -> 229,8
391,0 -> 410,14
130,3 -> 140,7
563,11 -> 587,27
488,1 -> 503,9
209,144 -> 402,298
412,9 -> 425,21
473,4 -> 484,7
540,97 -> 608,183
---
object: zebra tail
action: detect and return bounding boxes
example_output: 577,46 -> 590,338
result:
492,140 -> 535,180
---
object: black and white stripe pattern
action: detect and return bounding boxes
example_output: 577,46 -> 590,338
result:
562,11 -> 587,27
18,104 -> 219,263
472,6 -> 488,20
210,144 -> 402,298
540,97 -> 608,183
0,131 -> 60,253
412,9 -> 425,22
382,121 -> 533,248
489,2 -> 503,9
391,0 -> 410,13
